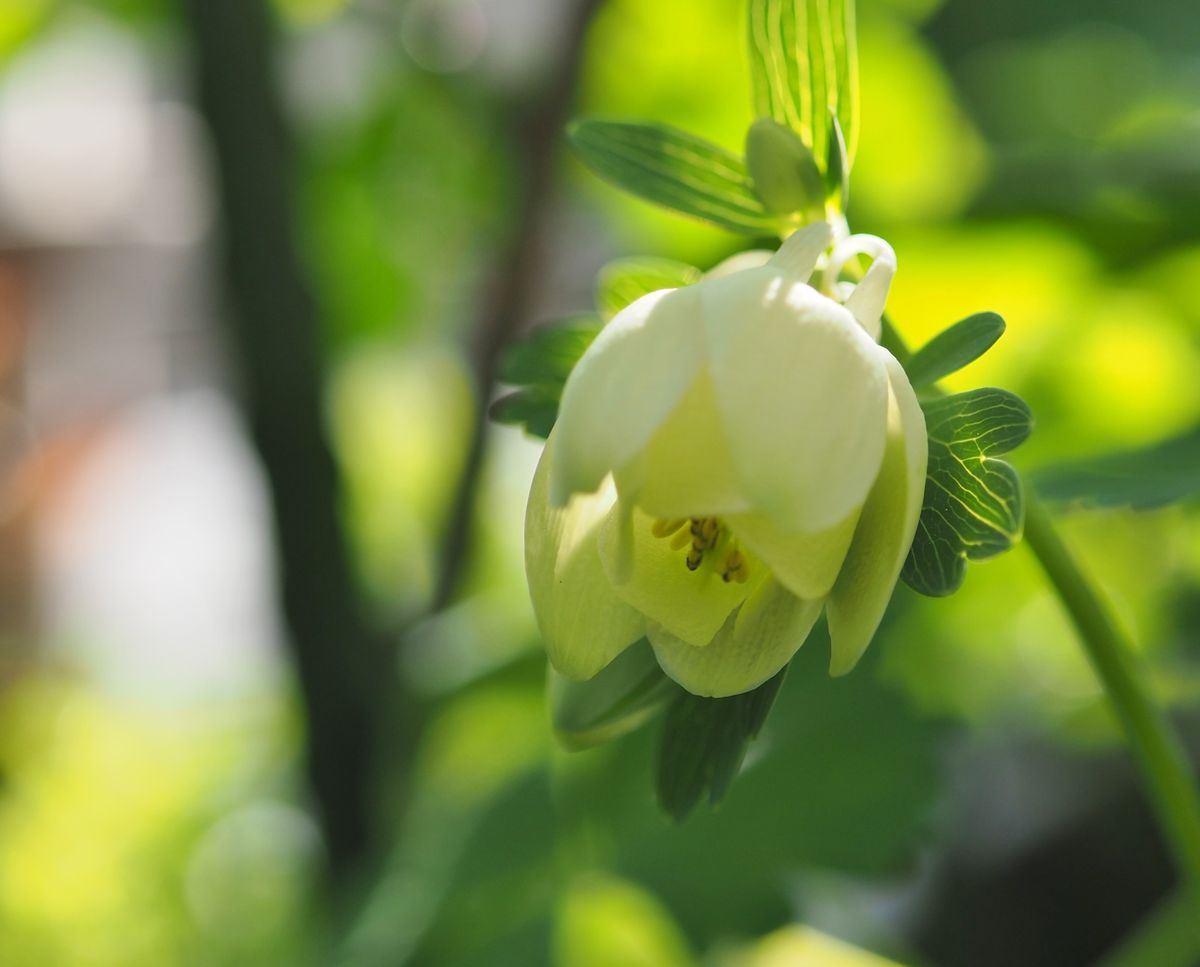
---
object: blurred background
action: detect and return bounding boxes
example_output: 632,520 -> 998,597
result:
0,0 -> 1198,964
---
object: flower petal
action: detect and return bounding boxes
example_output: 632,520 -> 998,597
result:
725,505 -> 861,600
824,234 -> 896,341
526,435 -> 646,680
766,221 -> 832,281
648,580 -> 824,697
703,275 -> 890,532
629,369 -> 752,518
550,286 -> 703,505
597,500 -> 765,648
825,352 -> 927,676
706,250 -> 773,279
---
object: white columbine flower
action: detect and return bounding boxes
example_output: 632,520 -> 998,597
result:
524,222 -> 927,697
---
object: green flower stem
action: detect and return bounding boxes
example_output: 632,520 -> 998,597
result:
1098,889 -> 1200,967
1023,492 -> 1200,890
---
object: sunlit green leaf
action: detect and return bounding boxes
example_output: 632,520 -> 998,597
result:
595,258 -> 702,320
902,389 -> 1033,597
656,667 -> 787,821
825,111 -> 850,209
1033,427 -> 1200,510
746,0 -> 860,171
744,117 -> 826,216
568,119 -> 784,235
550,641 -> 679,751
905,311 -> 1006,388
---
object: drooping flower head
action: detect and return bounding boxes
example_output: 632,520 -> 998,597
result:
525,223 -> 927,697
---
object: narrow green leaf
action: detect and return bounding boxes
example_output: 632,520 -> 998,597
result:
497,316 -> 601,388
905,312 -> 1006,388
568,119 -> 783,235
550,640 -> 679,751
489,387 -> 560,439
1032,427 -> 1200,510
902,388 -> 1033,597
744,117 -> 826,216
746,0 -> 860,171
656,666 -> 787,821
824,110 -> 849,209
596,257 -> 702,320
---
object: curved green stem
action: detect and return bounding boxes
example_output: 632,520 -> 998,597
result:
1023,492 -> 1200,889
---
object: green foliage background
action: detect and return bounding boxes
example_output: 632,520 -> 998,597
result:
1,0 -> 1199,964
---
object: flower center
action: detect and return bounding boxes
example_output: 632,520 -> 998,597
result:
651,516 -> 750,584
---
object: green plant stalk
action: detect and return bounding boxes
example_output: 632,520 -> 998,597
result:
1098,889 -> 1200,967
1023,493 -> 1200,890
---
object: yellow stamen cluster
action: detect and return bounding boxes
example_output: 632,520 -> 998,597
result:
651,516 -> 750,583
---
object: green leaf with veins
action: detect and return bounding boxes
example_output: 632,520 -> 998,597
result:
595,257 -> 702,320
568,119 -> 785,235
656,667 -> 788,821
905,311 -> 1005,389
902,388 -> 1033,597
746,0 -> 860,171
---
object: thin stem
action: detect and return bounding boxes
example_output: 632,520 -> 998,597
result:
1023,492 -> 1200,889
1098,889 -> 1200,967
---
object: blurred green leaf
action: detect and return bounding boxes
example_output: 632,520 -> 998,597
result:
744,117 -> 826,216
1032,427 -> 1200,510
746,0 -> 860,171
492,317 -> 602,437
550,641 -> 679,751
596,258 -> 702,320
905,311 -> 1006,389
555,873 -> 696,967
903,388 -> 1033,597
568,119 -> 784,235
656,668 -> 787,821
489,388 -> 560,439
498,316 -> 601,388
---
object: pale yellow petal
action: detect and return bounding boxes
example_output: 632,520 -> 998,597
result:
726,505 -> 861,600
550,285 -> 703,505
702,274 -> 890,532
526,435 -> 646,680
825,352 -> 927,676
649,580 -> 824,697
630,369 -> 751,519
597,501 -> 764,648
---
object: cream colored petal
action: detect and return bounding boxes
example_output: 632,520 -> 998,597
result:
526,435 -> 647,680
726,504 -> 861,600
597,500 -> 765,648
649,580 -> 824,697
825,352 -> 927,676
767,221 -> 832,281
706,250 -> 773,279
550,285 -> 704,505
823,234 -> 896,341
702,275 -> 890,532
631,369 -> 752,519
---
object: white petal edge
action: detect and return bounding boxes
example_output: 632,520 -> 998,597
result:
648,580 -> 824,698
767,221 -> 832,281
825,352 -> 927,676
823,234 -> 896,341
706,249 -> 773,279
703,276 -> 890,532
526,434 -> 647,680
550,285 -> 704,506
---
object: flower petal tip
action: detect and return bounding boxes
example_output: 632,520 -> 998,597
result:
768,221 -> 833,281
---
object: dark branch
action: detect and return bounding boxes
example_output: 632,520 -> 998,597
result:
431,0 -> 604,610
178,0 -> 383,880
